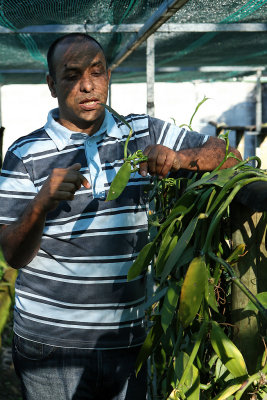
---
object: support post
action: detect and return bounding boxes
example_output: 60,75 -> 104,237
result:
231,202 -> 267,374
146,34 -> 155,117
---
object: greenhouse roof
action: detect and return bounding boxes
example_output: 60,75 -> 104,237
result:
0,0 -> 267,84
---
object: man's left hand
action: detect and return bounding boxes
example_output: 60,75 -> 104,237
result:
139,144 -> 181,179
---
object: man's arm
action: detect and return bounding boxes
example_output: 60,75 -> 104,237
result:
0,163 -> 90,269
139,136 -> 242,179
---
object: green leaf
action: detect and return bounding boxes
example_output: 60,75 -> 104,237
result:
178,256 -> 207,328
0,247 -> 8,270
160,191 -> 198,230
186,168 -> 237,191
174,246 -> 195,270
174,351 -> 193,389
244,292 -> 267,311
210,321 -> 248,378
174,350 -> 201,399
145,286 -> 168,309
160,216 -> 199,283
156,218 -> 180,277
135,318 -> 163,375
205,270 -> 219,313
127,241 -> 155,281
226,244 -> 246,264
213,383 -> 242,400
106,161 -> 132,201
161,282 -> 180,333
100,103 -> 132,130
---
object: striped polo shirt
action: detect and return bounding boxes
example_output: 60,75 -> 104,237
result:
0,108 -> 208,349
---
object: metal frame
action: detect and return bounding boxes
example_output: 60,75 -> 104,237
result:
1,23 -> 267,34
109,0 -> 190,70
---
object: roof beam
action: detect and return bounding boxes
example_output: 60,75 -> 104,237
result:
0,66 -> 265,74
1,23 -> 267,34
109,0 -> 190,70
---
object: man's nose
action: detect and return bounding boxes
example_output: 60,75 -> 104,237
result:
80,73 -> 94,92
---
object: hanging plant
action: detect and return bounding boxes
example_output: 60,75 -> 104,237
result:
102,101 -> 267,399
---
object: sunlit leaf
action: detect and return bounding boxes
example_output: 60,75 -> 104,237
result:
226,244 -> 246,264
244,292 -> 267,312
0,247 -> 8,270
173,352 -> 200,400
178,256 -> 207,328
106,162 -> 132,201
213,383 -> 242,400
210,321 -> 248,378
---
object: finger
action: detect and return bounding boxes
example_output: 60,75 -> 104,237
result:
81,175 -> 91,189
155,152 -> 168,179
159,152 -> 176,178
139,145 -> 154,177
67,164 -> 91,189
59,182 -> 79,194
146,147 -> 160,176
53,190 -> 76,201
67,163 -> 82,171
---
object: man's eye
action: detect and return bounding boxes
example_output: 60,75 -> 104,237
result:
65,74 -> 78,80
91,70 -> 104,76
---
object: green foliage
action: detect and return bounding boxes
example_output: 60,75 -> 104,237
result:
129,155 -> 267,399
0,246 -> 9,282
103,100 -> 267,399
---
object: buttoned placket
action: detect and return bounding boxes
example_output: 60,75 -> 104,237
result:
84,134 -> 106,199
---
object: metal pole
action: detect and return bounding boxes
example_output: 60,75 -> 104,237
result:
146,34 -> 155,117
256,69 -> 262,135
255,70 -> 262,165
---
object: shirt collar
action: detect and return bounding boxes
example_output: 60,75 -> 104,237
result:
44,108 -> 123,151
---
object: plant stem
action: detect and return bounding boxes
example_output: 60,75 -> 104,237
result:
208,252 -> 267,321
124,129 -> 133,159
176,322 -> 207,393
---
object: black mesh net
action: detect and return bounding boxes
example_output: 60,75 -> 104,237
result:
0,0 -> 266,84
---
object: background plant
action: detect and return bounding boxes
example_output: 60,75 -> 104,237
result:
104,101 -> 267,399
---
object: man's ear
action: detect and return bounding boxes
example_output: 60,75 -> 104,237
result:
107,68 -> 111,83
46,74 -> 57,98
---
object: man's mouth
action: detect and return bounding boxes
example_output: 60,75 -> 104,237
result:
79,99 -> 100,110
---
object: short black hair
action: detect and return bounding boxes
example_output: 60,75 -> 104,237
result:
47,33 -> 107,80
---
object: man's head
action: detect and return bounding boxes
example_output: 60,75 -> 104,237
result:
46,33 -> 111,135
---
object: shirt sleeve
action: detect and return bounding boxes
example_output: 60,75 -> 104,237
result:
148,116 -> 209,150
0,150 -> 37,225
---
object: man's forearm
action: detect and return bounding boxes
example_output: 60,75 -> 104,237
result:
0,199 -> 46,269
177,146 -> 241,171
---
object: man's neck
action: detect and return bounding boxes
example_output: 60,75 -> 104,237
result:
56,116 -> 104,136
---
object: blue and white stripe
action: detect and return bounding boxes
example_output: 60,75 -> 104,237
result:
0,108 -> 208,349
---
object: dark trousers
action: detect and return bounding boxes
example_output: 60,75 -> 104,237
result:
12,333 -> 147,400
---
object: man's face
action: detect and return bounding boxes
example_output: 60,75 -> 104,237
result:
47,38 -> 111,135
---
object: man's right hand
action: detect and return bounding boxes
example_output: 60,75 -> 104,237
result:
35,163 -> 90,213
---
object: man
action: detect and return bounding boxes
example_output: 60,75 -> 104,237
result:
0,33 -> 241,400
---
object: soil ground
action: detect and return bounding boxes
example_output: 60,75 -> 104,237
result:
0,316 -> 22,400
